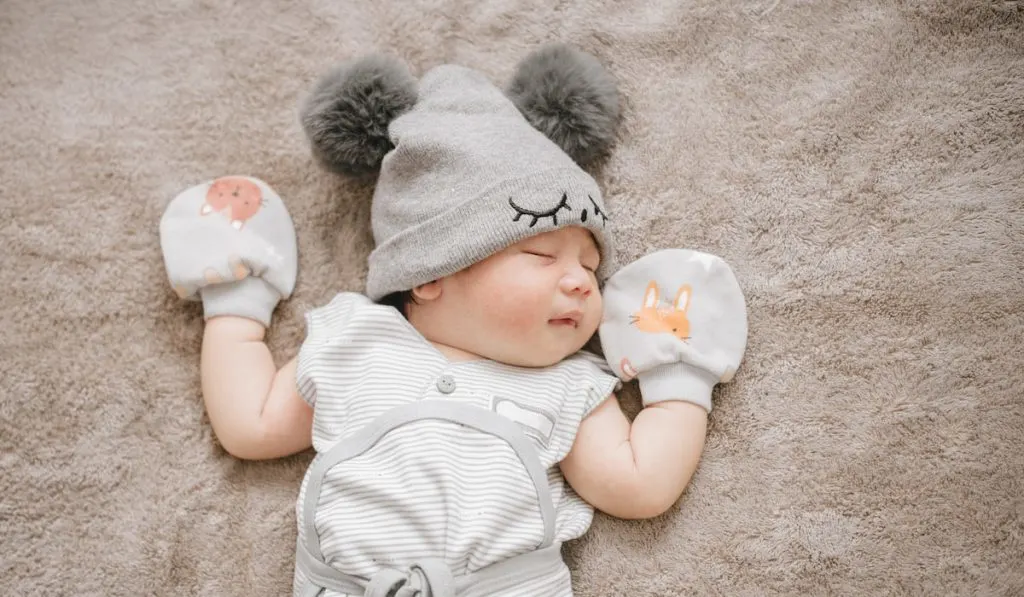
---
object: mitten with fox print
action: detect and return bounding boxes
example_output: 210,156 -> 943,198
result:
159,176 -> 297,327
598,249 -> 748,412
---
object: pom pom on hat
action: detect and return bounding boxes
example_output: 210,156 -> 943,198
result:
506,43 -> 621,166
300,55 -> 418,176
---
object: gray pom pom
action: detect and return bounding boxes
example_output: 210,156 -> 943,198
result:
300,55 -> 417,176
507,44 -> 620,166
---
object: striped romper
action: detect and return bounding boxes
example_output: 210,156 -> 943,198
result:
291,293 -> 620,597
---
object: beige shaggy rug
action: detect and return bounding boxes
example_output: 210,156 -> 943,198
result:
2,0 -> 1022,595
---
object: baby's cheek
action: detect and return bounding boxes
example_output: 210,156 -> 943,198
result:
482,288 -> 540,332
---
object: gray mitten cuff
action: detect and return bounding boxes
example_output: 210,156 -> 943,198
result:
199,277 -> 282,327
159,176 -> 297,327
638,361 -> 721,412
598,249 -> 748,412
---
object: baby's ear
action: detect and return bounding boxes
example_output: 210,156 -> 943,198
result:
300,55 -> 418,176
505,43 -> 620,166
411,280 -> 442,301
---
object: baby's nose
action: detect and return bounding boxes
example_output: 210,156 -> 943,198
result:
563,271 -> 593,296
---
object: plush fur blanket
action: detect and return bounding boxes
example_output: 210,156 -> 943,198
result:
3,0 -> 1022,595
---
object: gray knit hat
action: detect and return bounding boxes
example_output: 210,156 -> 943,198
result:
301,45 -> 621,300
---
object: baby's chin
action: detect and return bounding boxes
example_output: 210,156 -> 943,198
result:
490,338 -> 588,368
502,352 -> 569,368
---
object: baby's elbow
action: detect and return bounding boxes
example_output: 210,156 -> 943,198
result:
600,479 -> 680,520
215,429 -> 267,461
640,495 -> 679,519
625,490 -> 678,520
625,455 -> 702,518
602,496 -> 675,520
218,436 -> 254,460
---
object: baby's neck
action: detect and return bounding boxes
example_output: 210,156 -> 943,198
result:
429,340 -> 484,363
406,299 -> 486,363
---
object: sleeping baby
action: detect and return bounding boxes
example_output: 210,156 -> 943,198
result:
159,44 -> 747,597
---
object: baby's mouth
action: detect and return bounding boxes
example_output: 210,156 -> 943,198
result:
549,311 -> 582,329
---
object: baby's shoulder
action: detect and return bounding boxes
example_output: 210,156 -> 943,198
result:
303,291 -> 401,344
520,351 -> 621,436
316,291 -> 374,315
508,350 -> 619,404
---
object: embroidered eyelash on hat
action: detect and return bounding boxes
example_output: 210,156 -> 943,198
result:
508,192 -> 612,229
300,44 -> 621,300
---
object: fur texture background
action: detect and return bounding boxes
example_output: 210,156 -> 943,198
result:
2,1 -> 1022,595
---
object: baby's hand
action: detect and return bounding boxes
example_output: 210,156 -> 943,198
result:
598,249 -> 748,412
159,176 -> 298,327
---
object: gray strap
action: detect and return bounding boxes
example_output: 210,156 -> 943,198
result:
296,536 -> 365,594
302,399 -> 557,566
297,583 -> 321,597
299,541 -> 564,597
455,542 -> 563,590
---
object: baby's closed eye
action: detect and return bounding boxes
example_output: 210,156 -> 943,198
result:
523,250 -> 557,263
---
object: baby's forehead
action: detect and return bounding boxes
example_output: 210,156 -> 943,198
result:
518,227 -> 600,251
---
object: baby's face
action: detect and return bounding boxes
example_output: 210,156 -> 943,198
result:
420,226 -> 603,367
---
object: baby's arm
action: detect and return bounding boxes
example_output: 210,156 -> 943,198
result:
561,394 -> 706,519
563,249 -> 747,519
201,316 -> 312,460
160,177 -> 309,460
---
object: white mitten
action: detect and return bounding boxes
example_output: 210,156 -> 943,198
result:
159,176 -> 297,327
599,249 -> 748,412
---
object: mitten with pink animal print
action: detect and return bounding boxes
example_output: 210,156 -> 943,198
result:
159,176 -> 297,327
598,249 -> 747,412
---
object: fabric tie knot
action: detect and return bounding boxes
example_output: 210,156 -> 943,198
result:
365,558 -> 456,597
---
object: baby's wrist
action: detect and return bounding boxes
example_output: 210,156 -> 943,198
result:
643,399 -> 709,417
203,312 -> 268,342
